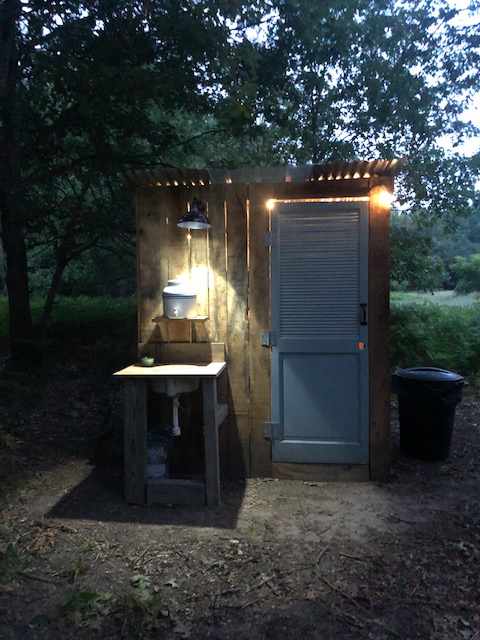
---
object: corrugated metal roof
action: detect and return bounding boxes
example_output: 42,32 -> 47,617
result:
128,159 -> 403,187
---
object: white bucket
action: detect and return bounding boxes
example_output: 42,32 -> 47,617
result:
162,278 -> 197,319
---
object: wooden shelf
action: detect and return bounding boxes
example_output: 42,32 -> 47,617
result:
152,315 -> 208,322
151,316 -> 209,342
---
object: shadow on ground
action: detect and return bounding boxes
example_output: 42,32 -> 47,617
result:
47,464 -> 246,529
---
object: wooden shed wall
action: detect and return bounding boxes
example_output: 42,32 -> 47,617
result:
136,177 -> 392,480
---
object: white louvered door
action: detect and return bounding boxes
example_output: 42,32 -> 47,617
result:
270,201 -> 369,464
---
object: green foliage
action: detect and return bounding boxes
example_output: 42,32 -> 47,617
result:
390,302 -> 480,378
13,1 -> 276,326
260,0 -> 480,220
62,590 -> 114,626
29,245 -> 136,298
452,253 -> 480,293
3,0 -> 480,337
391,213 -> 445,291
0,296 -> 135,340
61,576 -> 168,633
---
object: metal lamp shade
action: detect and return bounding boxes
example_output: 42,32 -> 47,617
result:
177,198 -> 210,230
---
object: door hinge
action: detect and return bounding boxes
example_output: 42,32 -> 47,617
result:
263,421 -> 280,440
261,331 -> 276,347
264,231 -> 272,247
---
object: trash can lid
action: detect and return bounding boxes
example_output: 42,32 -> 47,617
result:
394,367 -> 464,384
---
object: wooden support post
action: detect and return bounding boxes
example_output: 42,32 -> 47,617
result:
368,180 -> 393,481
202,378 -> 221,506
124,380 -> 148,504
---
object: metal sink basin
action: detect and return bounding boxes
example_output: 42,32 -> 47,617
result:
151,378 -> 199,397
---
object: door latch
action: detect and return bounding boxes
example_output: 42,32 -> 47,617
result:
261,331 -> 276,347
263,421 -> 280,440
360,303 -> 367,326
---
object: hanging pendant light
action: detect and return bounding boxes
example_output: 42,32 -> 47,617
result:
177,197 -> 210,230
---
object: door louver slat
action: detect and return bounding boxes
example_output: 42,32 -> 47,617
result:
278,205 -> 360,339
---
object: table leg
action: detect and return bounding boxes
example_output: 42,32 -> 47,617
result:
124,380 -> 147,505
202,378 -> 221,507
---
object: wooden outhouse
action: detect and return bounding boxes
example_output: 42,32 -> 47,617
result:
129,161 -> 399,482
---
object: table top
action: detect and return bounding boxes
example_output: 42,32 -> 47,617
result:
113,362 -> 226,379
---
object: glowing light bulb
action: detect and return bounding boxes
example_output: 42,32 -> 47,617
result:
266,199 -> 275,211
375,187 -> 394,208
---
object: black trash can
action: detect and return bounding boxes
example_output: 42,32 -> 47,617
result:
392,367 -> 464,461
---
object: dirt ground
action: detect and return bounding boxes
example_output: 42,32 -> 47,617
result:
0,359 -> 479,640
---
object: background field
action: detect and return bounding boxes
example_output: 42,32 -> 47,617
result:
391,290 -> 479,307
0,293 -> 478,380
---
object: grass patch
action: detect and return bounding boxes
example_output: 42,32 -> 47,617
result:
0,296 -> 136,341
391,290 -> 479,307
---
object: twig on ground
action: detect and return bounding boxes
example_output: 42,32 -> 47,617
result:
317,546 -> 330,564
265,580 -> 280,596
245,574 -> 276,593
339,552 -> 370,562
134,546 -> 151,564
17,570 -> 61,586
320,576 -> 401,639
240,594 -> 266,609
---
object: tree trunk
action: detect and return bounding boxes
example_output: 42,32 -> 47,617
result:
39,254 -> 68,332
310,94 -> 319,164
0,0 -> 33,355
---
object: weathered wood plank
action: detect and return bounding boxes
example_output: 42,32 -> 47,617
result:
273,463 -> 369,482
123,380 -> 147,504
206,184 -> 227,343
225,184 -> 250,477
368,180 -> 393,481
167,188 -> 190,283
136,188 -> 172,347
188,187 -> 210,325
202,378 -> 221,506
157,342 -> 225,364
248,184 -> 274,477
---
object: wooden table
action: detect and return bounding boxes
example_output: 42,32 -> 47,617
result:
113,362 -> 228,507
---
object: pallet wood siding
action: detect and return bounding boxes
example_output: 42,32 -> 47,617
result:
205,187 -> 230,475
248,184 -> 274,477
224,184 -> 250,476
136,175 -> 393,480
206,185 -> 227,344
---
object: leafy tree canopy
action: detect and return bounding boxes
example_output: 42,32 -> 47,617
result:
256,0 -> 480,220
2,0 -> 480,339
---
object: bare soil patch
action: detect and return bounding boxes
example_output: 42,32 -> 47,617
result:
0,361 -> 479,639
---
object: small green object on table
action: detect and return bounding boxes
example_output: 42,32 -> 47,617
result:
139,356 -> 155,367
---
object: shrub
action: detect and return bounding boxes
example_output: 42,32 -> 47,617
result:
390,301 -> 480,378
391,216 -> 445,291
452,253 -> 480,293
